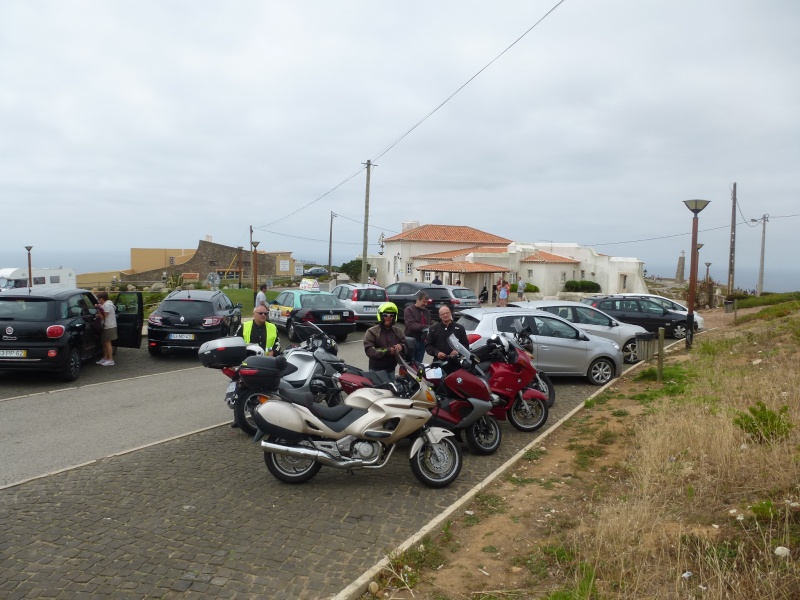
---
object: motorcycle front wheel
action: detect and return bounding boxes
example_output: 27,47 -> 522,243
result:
410,437 -> 462,488
508,396 -> 548,432
233,391 -> 268,436
264,437 -> 322,484
530,372 -> 555,408
465,415 -> 502,455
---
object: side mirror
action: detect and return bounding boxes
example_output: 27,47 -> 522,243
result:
235,303 -> 243,309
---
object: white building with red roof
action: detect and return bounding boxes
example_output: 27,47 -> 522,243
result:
373,222 -> 646,298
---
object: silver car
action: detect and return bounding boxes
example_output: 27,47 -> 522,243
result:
510,300 -> 648,363
457,307 -> 624,386
331,283 -> 388,324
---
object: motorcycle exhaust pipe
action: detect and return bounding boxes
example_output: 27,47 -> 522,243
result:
260,441 -> 365,469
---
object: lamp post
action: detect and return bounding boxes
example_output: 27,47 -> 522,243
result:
24,246 -> 33,287
750,214 -> 768,296
252,241 -> 260,305
237,246 -> 243,289
705,262 -> 711,282
683,199 -> 711,349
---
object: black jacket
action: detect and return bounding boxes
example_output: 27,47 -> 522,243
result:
425,320 -> 469,358
403,304 -> 431,341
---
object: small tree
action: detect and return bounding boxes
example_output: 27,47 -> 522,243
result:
564,280 -> 601,293
340,259 -> 369,283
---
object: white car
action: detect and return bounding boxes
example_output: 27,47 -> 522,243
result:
510,300 -> 649,363
457,307 -> 624,386
615,293 -> 704,330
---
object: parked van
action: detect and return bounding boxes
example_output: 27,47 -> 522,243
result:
0,267 -> 77,291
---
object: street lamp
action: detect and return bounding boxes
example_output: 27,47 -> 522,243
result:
237,246 -> 243,289
252,241 -> 260,305
683,199 -> 711,349
24,246 -> 33,287
705,262 -> 711,282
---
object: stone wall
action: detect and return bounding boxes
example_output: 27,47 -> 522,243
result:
121,240 -> 276,288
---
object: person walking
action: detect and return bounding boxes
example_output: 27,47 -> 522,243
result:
498,279 -> 510,307
426,306 -> 469,360
255,283 -> 268,310
363,302 -> 408,380
403,291 -> 431,364
516,277 -> 526,301
95,291 -> 117,366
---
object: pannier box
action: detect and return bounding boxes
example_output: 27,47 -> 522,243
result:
239,355 -> 287,389
198,336 -> 249,368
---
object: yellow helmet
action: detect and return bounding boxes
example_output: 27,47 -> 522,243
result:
377,301 -> 398,323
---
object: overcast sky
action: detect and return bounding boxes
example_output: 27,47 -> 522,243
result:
2,1 -> 798,291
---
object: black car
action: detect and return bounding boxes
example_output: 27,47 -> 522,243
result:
269,289 -> 356,342
147,290 -> 242,356
0,287 -> 143,381
581,295 -> 689,339
303,267 -> 329,277
384,282 -> 480,321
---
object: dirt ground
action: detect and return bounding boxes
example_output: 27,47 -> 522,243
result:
369,306 -> 754,600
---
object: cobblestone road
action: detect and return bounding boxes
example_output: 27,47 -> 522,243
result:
0,380 -> 594,600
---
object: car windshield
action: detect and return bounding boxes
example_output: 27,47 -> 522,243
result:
159,300 -> 214,316
0,298 -> 52,321
301,294 -> 343,309
453,289 -> 477,299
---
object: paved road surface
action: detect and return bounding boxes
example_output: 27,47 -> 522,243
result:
0,327 -> 603,599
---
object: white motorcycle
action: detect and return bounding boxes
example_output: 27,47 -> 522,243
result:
252,354 -> 463,488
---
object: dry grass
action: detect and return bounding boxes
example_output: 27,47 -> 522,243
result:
367,306 -> 800,600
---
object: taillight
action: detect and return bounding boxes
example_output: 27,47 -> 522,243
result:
203,316 -> 224,326
239,368 -> 258,377
352,290 -> 359,301
301,314 -> 316,322
221,366 -> 237,378
345,313 -> 356,323
149,314 -> 162,325
46,325 -> 65,338
451,299 -> 460,305
467,333 -> 481,345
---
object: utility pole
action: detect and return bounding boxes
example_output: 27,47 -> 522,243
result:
328,211 -> 336,286
361,160 -> 372,283
751,214 -> 768,296
727,182 -> 737,295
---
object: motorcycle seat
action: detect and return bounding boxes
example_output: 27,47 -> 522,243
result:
310,403 -> 368,432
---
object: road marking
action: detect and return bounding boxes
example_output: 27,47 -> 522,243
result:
0,366 -> 204,403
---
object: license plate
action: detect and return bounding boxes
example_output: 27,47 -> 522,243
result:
226,382 -> 236,393
169,333 -> 195,340
322,315 -> 340,322
0,350 -> 26,358
364,306 -> 377,312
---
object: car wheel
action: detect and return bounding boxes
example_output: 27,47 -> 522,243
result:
622,338 -> 639,363
287,320 -> 299,342
587,357 -> 614,386
60,348 -> 81,382
672,322 -> 688,339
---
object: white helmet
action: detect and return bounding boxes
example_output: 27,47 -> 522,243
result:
246,344 -> 264,357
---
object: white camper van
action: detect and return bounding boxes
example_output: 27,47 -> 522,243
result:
0,267 -> 77,291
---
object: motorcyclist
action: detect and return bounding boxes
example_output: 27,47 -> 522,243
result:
231,306 -> 279,428
403,291 -> 431,364
363,302 -> 408,381
426,306 -> 469,361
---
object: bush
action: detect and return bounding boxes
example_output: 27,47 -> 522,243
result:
511,283 -> 539,294
564,280 -> 601,293
733,401 -> 793,443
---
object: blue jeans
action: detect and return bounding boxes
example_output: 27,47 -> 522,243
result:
413,338 -> 426,364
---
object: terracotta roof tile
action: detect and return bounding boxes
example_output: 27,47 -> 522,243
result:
411,245 -> 509,260
520,250 -> 580,264
416,261 -> 508,273
385,224 -> 512,244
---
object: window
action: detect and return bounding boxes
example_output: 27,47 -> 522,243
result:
527,269 -> 533,279
424,272 -> 431,282
406,263 -> 412,275
575,306 -> 610,326
33,277 -> 45,285
560,273 -> 566,283
640,300 -> 665,314
533,316 -> 578,339
50,276 -> 61,284
580,270 -> 585,280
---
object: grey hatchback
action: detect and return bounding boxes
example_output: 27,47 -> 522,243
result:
331,283 -> 388,324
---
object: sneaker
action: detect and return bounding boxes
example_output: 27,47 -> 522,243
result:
101,360 -> 115,366
96,359 -> 107,365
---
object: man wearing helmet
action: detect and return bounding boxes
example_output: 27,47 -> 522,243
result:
363,302 -> 408,380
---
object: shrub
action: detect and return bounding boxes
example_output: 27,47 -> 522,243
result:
511,283 -> 540,294
733,401 -> 793,443
564,280 -> 601,293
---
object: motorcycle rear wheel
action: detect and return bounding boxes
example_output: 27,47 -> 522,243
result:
264,438 -> 322,483
233,391 -> 268,436
410,437 -> 462,488
508,396 -> 548,432
530,372 -> 555,408
465,416 -> 502,455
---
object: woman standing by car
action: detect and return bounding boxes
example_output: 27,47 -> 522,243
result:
95,291 -> 117,366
